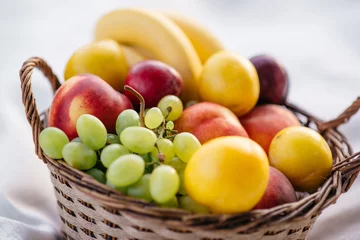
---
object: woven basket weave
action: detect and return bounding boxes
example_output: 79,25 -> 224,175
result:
20,57 -> 360,240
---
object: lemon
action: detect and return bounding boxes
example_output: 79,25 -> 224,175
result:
198,51 -> 259,117
64,39 -> 128,91
184,136 -> 269,213
269,126 -> 332,192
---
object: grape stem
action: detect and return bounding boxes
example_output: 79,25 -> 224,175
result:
124,85 -> 145,127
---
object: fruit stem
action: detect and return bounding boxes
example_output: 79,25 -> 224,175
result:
124,85 -> 145,127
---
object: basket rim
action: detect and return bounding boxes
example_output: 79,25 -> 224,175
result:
20,56 -> 360,233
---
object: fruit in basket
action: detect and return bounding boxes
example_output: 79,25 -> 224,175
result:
124,60 -> 183,108
94,8 -> 202,102
49,74 -> 133,140
144,107 -> 164,129
64,40 -> 128,91
62,142 -> 97,170
163,12 -> 225,64
179,196 -> 210,213
269,126 -> 333,192
185,136 -> 269,213
120,126 -> 157,154
173,132 -> 201,163
100,144 -> 130,168
106,134 -> 121,144
175,102 -> 248,144
198,51 -> 259,117
240,104 -> 301,153
76,114 -> 107,150
39,127 -> 69,159
254,167 -> 296,209
86,168 -> 106,184
150,165 -> 180,203
106,154 -> 145,187
115,109 -> 141,136
151,138 -> 175,163
157,95 -> 183,121
127,174 -> 152,202
250,55 -> 288,104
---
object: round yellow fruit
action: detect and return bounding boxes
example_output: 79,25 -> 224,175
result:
64,39 -> 128,91
184,136 -> 269,213
269,126 -> 333,192
198,51 -> 259,117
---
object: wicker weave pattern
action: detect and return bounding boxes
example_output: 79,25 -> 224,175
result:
50,162 -> 318,240
19,57 -> 360,240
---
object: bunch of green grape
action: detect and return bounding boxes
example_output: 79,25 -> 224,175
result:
39,95 -> 209,213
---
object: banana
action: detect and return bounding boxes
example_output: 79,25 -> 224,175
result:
163,12 -> 225,64
94,8 -> 203,102
120,45 -> 146,68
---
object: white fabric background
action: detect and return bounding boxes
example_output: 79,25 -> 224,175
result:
1,0 -> 360,239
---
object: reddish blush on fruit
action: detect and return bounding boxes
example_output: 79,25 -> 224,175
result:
240,104 -> 300,153
125,60 -> 183,108
254,167 -> 297,209
175,102 -> 248,144
49,74 -> 133,139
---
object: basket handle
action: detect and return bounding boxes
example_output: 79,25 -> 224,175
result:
19,57 -> 61,162
318,97 -> 360,132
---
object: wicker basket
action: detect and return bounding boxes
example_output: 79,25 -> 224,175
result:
20,57 -> 360,240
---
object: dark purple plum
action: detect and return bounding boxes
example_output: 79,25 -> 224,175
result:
250,55 -> 289,105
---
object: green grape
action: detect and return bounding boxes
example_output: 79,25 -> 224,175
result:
127,174 -> 152,202
167,157 -> 186,173
150,165 -> 179,203
116,109 -> 141,136
106,154 -> 145,187
166,121 -> 174,130
76,114 -> 107,150
173,132 -> 201,163
178,169 -> 187,195
120,127 -> 157,154
179,196 -> 210,214
106,134 -> 120,144
86,168 -> 106,184
39,127 -> 69,159
157,95 -> 183,121
151,138 -> 175,163
106,180 -> 128,194
71,137 -> 82,143
144,107 -> 164,129
100,144 -> 130,168
62,142 -> 97,170
158,196 -> 178,208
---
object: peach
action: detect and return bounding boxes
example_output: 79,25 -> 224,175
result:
175,102 -> 248,144
240,104 -> 300,153
254,167 -> 297,209
49,74 -> 133,140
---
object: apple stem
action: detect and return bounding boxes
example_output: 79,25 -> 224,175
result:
124,85 -> 145,127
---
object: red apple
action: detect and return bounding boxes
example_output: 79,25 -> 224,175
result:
49,74 -> 133,140
124,60 -> 183,107
254,167 -> 297,209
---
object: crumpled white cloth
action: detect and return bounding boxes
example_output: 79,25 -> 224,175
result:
1,0 -> 360,239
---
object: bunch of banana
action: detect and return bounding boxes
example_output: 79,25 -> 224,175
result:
94,8 -> 225,103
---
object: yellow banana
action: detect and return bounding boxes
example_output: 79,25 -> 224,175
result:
94,8 -> 202,102
163,12 -> 225,64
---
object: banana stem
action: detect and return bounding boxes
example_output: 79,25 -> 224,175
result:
124,85 -> 145,127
